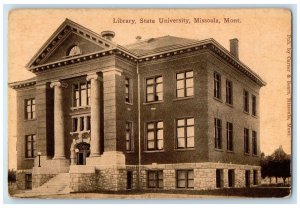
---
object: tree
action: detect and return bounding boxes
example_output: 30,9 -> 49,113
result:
8,169 -> 16,184
260,146 -> 291,184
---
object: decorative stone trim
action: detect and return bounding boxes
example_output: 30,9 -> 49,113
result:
86,73 -> 103,82
9,80 -> 36,89
50,80 -> 68,88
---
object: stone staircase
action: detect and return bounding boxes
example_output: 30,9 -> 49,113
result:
14,173 -> 70,198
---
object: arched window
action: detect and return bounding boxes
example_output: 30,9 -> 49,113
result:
68,45 -> 81,56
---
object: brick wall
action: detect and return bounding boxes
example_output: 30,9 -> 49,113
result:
206,53 -> 261,166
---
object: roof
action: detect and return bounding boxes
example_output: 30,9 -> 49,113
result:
11,19 -> 266,88
9,77 -> 36,89
125,35 -> 200,56
26,18 -> 117,69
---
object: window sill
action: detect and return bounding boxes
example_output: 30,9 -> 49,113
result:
252,154 -> 259,157
214,148 -> 223,152
24,118 -> 37,122
63,53 -> 82,59
70,130 -> 91,135
225,102 -> 233,108
173,96 -> 194,102
125,151 -> 135,154
251,114 -> 258,119
143,100 -> 164,105
244,153 -> 250,156
24,158 -> 35,160
144,150 -> 165,153
71,106 -> 90,111
174,148 -> 195,151
226,150 -> 234,153
243,111 -> 250,115
213,97 -> 223,103
125,102 -> 134,106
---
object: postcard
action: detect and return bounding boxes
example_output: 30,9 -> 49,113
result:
7,8 -> 292,199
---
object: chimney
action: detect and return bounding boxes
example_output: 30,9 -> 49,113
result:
101,31 -> 115,41
229,38 -> 239,59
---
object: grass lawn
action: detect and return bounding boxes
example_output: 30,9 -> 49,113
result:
92,187 -> 291,198
15,187 -> 291,199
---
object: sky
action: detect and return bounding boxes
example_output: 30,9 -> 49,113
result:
8,8 -> 291,169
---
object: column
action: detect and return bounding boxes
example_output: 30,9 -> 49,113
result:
50,81 -> 67,160
100,67 -> 125,167
86,73 -> 101,157
102,68 -> 122,152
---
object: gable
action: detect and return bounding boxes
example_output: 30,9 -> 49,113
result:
42,32 -> 106,65
27,19 -> 117,69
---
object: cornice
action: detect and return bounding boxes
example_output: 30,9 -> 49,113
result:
21,36 -> 265,89
26,19 -> 117,69
9,80 -> 36,89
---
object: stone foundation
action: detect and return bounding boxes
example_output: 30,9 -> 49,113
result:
135,162 -> 260,190
19,162 -> 261,192
16,170 -> 32,190
32,173 -> 56,188
31,156 -> 70,188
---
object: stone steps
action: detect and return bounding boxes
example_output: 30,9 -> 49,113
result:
14,173 -> 70,198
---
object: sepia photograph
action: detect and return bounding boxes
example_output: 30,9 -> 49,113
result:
7,8 -> 292,199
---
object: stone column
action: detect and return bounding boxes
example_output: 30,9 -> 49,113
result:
100,67 -> 125,167
50,81 -> 67,160
86,73 -> 101,157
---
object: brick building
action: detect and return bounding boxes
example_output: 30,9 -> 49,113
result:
10,19 -> 266,193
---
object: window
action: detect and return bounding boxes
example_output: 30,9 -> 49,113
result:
25,174 -> 32,189
146,121 -> 163,151
68,45 -> 81,56
226,80 -> 233,105
176,118 -> 194,149
176,170 -> 194,188
72,117 -> 78,132
244,128 -> 250,154
25,98 -> 36,120
73,81 -> 91,107
252,95 -> 257,116
243,90 -> 249,112
216,169 -> 224,188
86,116 -> 91,131
125,77 -> 133,103
214,72 -> 221,99
127,171 -> 133,190
71,115 -> 90,133
126,121 -> 134,151
176,71 -> 194,98
146,76 -> 163,102
253,170 -> 258,185
252,131 -> 258,155
245,170 -> 251,187
25,135 -> 36,158
226,122 -> 233,151
148,170 -> 163,188
214,118 -> 222,149
80,117 -> 84,131
228,169 -> 235,188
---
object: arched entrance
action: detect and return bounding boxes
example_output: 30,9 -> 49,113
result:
75,142 -> 90,165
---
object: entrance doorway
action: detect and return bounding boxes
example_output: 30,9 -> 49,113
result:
75,142 -> 90,165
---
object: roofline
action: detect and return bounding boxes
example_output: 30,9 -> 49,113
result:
24,38 -> 266,87
26,18 -> 117,69
23,19 -> 266,87
9,78 -> 37,89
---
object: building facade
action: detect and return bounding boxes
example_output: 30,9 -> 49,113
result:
10,19 -> 266,192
